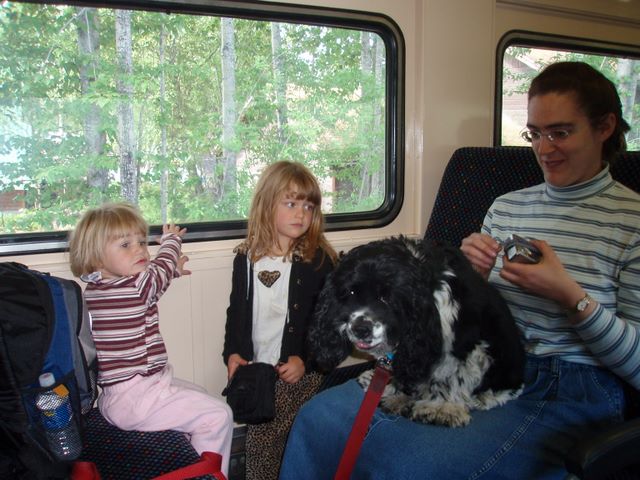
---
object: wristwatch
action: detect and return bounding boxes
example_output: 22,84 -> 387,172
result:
574,294 -> 593,313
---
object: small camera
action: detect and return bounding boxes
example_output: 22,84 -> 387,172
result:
502,234 -> 542,264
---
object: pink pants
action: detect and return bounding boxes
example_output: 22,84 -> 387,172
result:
98,365 -> 233,476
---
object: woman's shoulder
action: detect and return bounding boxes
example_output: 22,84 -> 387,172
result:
610,180 -> 640,203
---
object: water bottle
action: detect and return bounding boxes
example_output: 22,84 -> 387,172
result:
36,372 -> 82,461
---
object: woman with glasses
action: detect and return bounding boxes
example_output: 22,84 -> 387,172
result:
278,61 -> 640,479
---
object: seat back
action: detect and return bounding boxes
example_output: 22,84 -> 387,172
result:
425,146 -> 640,246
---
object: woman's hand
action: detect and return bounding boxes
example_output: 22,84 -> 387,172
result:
277,356 -> 305,384
227,353 -> 249,379
499,240 -> 589,320
461,233 -> 501,279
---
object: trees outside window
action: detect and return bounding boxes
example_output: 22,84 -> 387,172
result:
0,2 -> 399,251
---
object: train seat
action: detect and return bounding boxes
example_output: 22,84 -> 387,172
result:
424,145 -> 640,480
80,407 -> 246,480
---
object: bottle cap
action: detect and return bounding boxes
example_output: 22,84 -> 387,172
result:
38,372 -> 55,388
53,384 -> 70,397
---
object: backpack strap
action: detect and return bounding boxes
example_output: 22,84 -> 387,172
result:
39,275 -> 74,381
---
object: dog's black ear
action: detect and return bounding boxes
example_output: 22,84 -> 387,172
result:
306,283 -> 352,372
392,292 -> 443,391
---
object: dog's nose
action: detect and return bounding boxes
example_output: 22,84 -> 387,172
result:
350,318 -> 372,339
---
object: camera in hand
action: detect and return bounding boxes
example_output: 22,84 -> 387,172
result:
503,234 -> 542,264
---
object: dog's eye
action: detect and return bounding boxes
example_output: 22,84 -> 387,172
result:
338,289 -> 355,300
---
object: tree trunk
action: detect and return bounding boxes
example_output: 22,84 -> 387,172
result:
75,7 -> 108,197
617,59 -> 639,147
159,23 -> 168,222
271,22 -> 288,144
221,17 -> 237,211
371,35 -> 384,196
357,31 -> 374,202
115,9 -> 138,203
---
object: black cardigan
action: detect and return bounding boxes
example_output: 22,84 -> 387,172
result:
222,248 -> 333,367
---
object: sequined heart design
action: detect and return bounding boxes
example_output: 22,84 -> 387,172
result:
258,270 -> 281,288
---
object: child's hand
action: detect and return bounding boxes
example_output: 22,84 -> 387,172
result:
276,356 -> 305,384
161,224 -> 191,275
227,353 -> 249,379
163,223 -> 187,238
156,224 -> 187,244
177,254 -> 191,276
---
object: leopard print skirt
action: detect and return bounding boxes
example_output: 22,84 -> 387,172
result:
245,371 -> 323,480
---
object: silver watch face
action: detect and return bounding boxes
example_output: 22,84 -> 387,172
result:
577,296 -> 591,312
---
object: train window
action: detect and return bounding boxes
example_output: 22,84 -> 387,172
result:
496,31 -> 640,150
0,1 -> 404,255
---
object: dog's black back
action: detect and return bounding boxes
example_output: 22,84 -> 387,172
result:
427,241 -> 525,394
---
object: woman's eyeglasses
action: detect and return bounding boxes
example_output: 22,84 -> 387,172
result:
520,129 -> 572,143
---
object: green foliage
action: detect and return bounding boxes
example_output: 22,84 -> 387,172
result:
0,3 -> 388,234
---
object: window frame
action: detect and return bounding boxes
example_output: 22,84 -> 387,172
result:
0,0 -> 405,255
494,29 -> 640,147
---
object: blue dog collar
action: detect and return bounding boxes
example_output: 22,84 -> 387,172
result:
377,352 -> 394,370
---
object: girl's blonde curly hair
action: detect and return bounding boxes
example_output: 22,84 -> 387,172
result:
237,161 -> 336,266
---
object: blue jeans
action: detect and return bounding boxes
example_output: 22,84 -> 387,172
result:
279,356 -> 626,480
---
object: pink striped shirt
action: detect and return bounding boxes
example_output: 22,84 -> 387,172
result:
83,233 -> 182,386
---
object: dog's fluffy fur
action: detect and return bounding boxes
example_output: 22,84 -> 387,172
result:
309,236 -> 525,427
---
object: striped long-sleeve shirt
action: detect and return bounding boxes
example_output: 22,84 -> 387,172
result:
483,166 -> 640,389
83,233 -> 182,386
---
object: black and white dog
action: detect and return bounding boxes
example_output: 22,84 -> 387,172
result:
308,236 -> 525,427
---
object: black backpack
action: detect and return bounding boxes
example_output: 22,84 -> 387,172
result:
0,262 -> 98,479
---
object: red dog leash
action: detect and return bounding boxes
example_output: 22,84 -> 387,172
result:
334,356 -> 393,480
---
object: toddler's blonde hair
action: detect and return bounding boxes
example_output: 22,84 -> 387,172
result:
69,202 -> 148,277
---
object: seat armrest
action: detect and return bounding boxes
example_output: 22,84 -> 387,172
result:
564,416 -> 640,480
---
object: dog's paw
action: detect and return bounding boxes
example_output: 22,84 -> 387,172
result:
473,386 -> 524,410
411,400 -> 471,427
357,369 -> 375,390
380,391 -> 412,416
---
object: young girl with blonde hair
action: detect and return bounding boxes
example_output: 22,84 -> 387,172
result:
223,161 -> 337,480
69,202 -> 234,476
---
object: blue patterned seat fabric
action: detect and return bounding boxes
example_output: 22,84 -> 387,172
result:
80,408 -> 216,480
424,146 -> 640,247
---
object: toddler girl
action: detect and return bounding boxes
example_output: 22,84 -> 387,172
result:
69,202 -> 233,475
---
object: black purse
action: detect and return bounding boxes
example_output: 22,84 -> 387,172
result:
222,362 -> 277,424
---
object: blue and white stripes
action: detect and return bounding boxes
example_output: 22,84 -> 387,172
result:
482,166 -> 640,389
